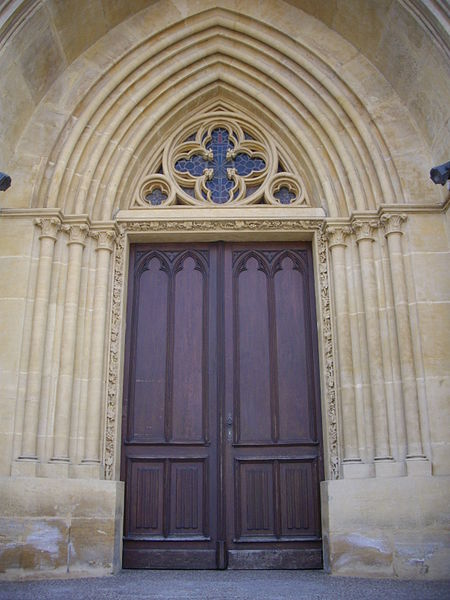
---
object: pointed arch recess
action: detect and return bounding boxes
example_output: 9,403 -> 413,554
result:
32,6 -> 410,220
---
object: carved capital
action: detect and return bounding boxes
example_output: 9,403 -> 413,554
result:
325,225 -> 352,248
35,217 -> 61,241
380,213 -> 407,237
352,219 -> 378,243
62,223 -> 89,245
91,230 -> 116,252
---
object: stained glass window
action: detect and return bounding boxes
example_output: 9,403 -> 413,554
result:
274,186 -> 296,204
175,128 -> 266,204
145,188 -> 167,205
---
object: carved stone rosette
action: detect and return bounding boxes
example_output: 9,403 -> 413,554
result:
103,219 -> 339,481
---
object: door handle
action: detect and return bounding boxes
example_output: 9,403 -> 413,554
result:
226,413 -> 233,442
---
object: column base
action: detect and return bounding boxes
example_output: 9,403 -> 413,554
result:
406,458 -> 432,477
38,460 -> 70,478
375,459 -> 406,478
71,461 -> 104,479
11,458 -> 38,477
342,461 -> 375,478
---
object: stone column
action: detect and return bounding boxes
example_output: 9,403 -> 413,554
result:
353,220 -> 393,473
380,214 -> 429,475
18,218 -> 60,469
51,224 -> 89,468
326,226 -> 363,476
82,230 -> 115,476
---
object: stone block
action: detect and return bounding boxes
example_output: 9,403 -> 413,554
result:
321,477 -> 450,579
101,0 -> 152,29
0,298 -> 25,373
17,6 -> 66,104
332,0 -> 393,58
46,0 -> 108,65
0,478 -> 124,578
410,252 -> 450,303
407,214 -> 449,253
0,218 -> 34,257
416,302 -> 450,377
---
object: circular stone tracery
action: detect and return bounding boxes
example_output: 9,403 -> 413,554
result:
134,110 -> 308,208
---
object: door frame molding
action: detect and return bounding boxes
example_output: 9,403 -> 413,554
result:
104,209 -> 339,486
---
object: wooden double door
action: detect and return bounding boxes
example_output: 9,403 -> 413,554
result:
121,242 -> 323,569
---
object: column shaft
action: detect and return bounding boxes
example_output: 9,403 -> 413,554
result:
327,228 -> 360,462
52,225 -> 88,460
354,222 -> 391,461
83,232 -> 114,464
20,219 -> 59,459
382,216 -> 424,459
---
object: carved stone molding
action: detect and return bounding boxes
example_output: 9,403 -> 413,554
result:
35,217 -> 61,240
91,230 -> 116,251
62,223 -> 89,245
352,219 -> 379,242
104,218 -> 338,481
325,225 -> 352,248
380,213 -> 407,236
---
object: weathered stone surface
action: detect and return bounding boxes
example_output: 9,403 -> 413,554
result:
0,479 -> 124,578
321,477 -> 450,579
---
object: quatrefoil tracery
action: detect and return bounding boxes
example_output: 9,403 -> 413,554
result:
134,112 -> 308,208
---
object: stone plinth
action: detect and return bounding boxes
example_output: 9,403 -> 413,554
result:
321,476 -> 450,579
0,478 -> 124,579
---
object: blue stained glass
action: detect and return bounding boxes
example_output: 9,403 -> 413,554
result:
274,186 -> 296,204
174,127 -> 266,203
145,188 -> 167,205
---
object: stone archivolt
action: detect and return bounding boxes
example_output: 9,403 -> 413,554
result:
25,5 -> 437,221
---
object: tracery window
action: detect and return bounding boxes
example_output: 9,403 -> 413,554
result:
133,109 -> 308,208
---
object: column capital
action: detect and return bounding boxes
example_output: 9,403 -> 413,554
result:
352,219 -> 379,243
380,213 -> 407,237
325,225 -> 352,248
62,223 -> 89,245
91,229 -> 116,252
35,217 -> 61,241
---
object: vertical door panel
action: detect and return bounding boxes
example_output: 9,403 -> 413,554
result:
122,245 -> 218,569
224,243 -> 323,570
172,255 -> 207,442
235,255 -> 272,443
273,254 -> 312,442
131,256 -> 169,442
